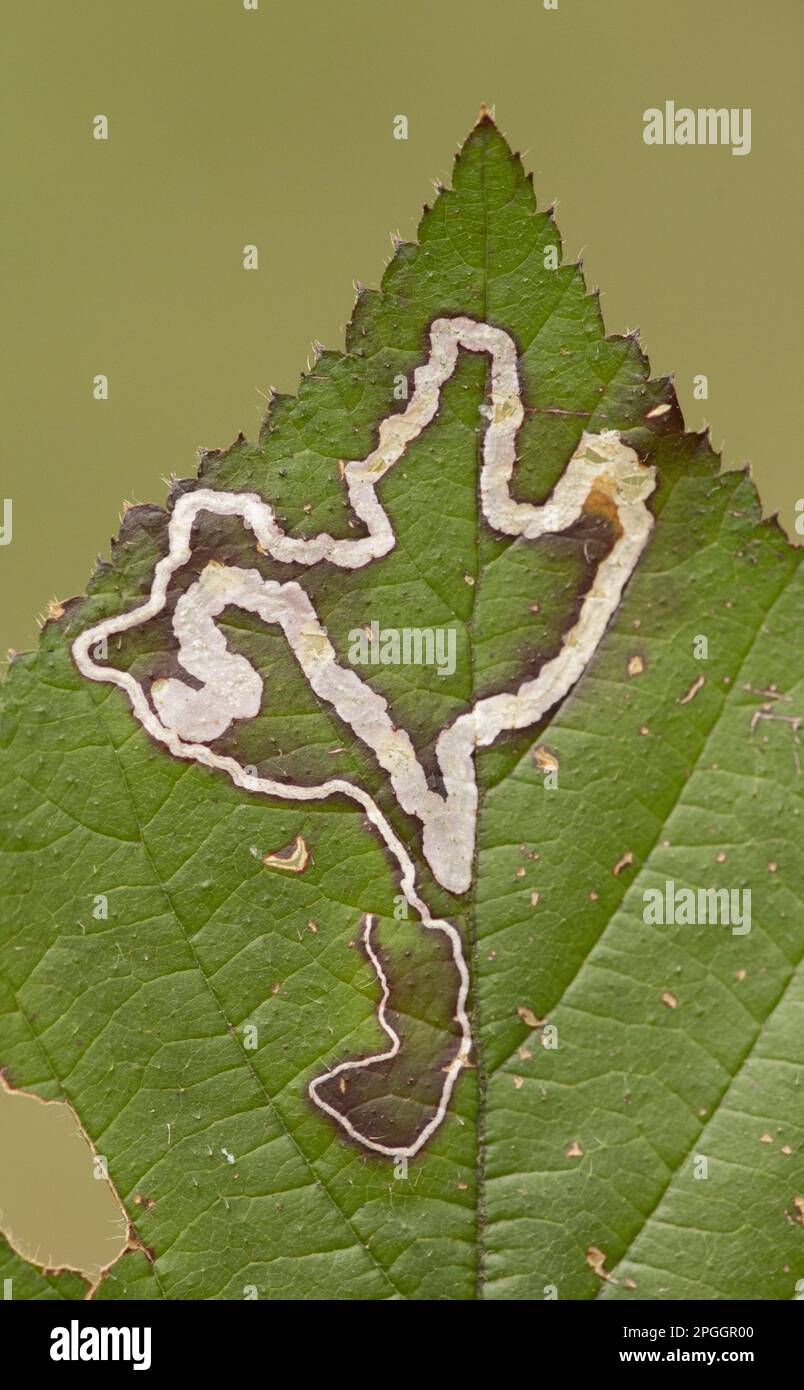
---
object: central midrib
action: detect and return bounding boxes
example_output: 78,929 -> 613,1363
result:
469,121 -> 492,1302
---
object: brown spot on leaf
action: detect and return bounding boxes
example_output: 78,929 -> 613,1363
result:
612,850 -> 634,876
661,991 -> 678,1009
532,743 -> 560,774
627,654 -> 645,678
516,1005 -> 543,1028
586,1244 -> 611,1280
582,478 -> 624,537
565,1140 -> 583,1158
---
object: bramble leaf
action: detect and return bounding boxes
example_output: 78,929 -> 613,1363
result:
1,116 -> 801,1301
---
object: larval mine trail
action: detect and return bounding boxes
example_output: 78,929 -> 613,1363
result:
73,317 -> 656,1157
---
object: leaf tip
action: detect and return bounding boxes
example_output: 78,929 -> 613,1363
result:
475,103 -> 497,127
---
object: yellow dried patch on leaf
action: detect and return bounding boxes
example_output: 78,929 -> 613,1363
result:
262,834 -> 310,873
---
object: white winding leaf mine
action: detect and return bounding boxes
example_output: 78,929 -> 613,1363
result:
72,317 -> 655,1157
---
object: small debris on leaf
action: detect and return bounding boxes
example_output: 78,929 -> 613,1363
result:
532,743 -> 560,773
586,1244 -> 612,1280
677,674 -> 705,705
612,850 -> 634,876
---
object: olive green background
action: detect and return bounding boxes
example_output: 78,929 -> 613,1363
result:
2,0 -> 803,661
0,0 -> 801,1281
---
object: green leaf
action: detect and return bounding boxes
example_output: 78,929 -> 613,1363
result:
0,1235 -> 89,1301
1,115 -> 801,1301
